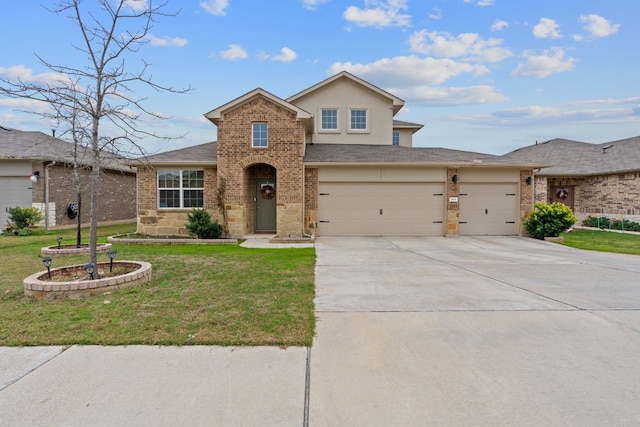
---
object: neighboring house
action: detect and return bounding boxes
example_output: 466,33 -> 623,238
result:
134,71 -> 545,238
504,136 -> 640,222
0,126 -> 137,229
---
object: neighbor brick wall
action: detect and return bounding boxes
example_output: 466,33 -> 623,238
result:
545,174 -> 640,222
30,161 -> 136,227
216,96 -> 305,237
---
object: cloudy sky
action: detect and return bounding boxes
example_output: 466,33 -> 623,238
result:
1,0 -> 637,154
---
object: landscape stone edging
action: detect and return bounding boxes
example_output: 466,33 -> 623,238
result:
107,234 -> 238,245
41,243 -> 112,257
23,261 -> 152,300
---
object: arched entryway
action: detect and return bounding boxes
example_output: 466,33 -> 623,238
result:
246,163 -> 277,233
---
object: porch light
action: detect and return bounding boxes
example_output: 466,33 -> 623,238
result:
56,236 -> 63,249
84,262 -> 95,280
107,249 -> 117,272
525,176 -> 532,185
42,257 -> 52,279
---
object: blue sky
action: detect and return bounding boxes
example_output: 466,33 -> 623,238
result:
1,0 -> 638,155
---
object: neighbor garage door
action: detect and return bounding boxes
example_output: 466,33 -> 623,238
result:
318,182 -> 445,236
459,183 -> 518,235
0,160 -> 33,227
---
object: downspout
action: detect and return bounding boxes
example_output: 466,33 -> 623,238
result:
44,161 -> 57,230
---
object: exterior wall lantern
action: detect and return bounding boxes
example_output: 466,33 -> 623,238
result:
42,257 -> 52,279
452,174 -> 458,184
525,176 -> 532,185
30,171 -> 40,183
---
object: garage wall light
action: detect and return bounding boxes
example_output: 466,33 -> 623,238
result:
525,176 -> 532,185
452,174 -> 458,184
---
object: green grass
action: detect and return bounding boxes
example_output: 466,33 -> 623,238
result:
560,229 -> 640,256
0,223 -> 316,347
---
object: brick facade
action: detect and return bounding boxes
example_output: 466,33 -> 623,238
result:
30,161 -> 136,228
535,173 -> 640,223
216,96 -> 305,237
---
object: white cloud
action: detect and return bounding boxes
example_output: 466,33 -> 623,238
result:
218,44 -> 248,60
429,8 -> 442,20
464,0 -> 494,6
330,55 -> 483,86
511,47 -> 575,78
491,20 -> 508,32
200,0 -> 229,16
121,0 -> 148,12
146,34 -> 187,47
0,65 -> 69,86
408,30 -> 512,63
580,14 -> 620,38
394,85 -> 507,106
301,0 -> 330,10
0,97 -> 51,114
271,47 -> 298,63
343,0 -> 410,28
533,18 -> 562,39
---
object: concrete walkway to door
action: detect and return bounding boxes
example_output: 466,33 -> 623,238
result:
310,236 -> 640,426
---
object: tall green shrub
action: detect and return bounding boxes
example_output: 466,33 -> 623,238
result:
185,209 -> 222,239
7,206 -> 43,230
524,202 -> 578,240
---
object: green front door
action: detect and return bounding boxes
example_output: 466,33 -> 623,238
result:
255,180 -> 276,232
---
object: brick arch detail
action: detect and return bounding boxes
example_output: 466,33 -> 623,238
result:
238,155 -> 283,171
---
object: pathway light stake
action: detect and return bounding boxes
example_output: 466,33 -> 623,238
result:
107,249 -> 117,272
56,236 -> 63,249
42,257 -> 52,279
84,262 -> 95,280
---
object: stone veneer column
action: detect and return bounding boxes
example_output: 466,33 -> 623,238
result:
520,170 -> 534,234
446,168 -> 460,236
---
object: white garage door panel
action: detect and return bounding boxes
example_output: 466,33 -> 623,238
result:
318,182 -> 444,236
0,177 -> 32,227
459,183 -> 518,235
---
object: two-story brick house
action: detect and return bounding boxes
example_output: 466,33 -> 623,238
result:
134,71 -> 545,238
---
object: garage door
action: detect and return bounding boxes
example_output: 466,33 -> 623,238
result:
318,182 -> 445,236
0,177 -> 32,227
459,183 -> 518,235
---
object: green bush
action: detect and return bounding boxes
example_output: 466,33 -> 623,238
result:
582,216 -> 640,232
6,206 -> 43,230
185,209 -> 222,239
524,202 -> 578,240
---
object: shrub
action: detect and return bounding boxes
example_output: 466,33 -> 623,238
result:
185,209 -> 222,239
6,206 -> 43,230
582,215 -> 640,232
524,202 -> 578,240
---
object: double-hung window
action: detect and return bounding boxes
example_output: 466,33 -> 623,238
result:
320,108 -> 339,131
158,170 -> 204,208
349,108 -> 368,132
392,131 -> 400,146
252,122 -> 268,147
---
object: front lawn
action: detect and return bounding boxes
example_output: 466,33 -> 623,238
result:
560,229 -> 640,256
0,223 -> 316,346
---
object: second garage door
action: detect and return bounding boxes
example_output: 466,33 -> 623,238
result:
459,183 -> 519,235
318,182 -> 445,236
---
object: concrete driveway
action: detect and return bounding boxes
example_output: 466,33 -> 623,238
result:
310,236 -> 640,426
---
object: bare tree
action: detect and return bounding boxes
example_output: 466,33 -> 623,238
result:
0,0 -> 190,266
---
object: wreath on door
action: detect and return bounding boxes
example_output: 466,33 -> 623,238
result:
260,184 -> 275,200
555,188 -> 569,200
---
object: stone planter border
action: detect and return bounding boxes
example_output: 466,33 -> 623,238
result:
107,234 -> 237,245
23,261 -> 152,300
41,243 -> 112,257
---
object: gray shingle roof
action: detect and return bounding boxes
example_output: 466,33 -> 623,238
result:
132,141 -> 217,165
503,136 -> 640,176
0,126 -> 134,173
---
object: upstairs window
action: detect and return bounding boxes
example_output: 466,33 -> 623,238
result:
321,108 -> 338,131
252,122 -> 268,147
158,170 -> 204,209
349,108 -> 368,132
392,131 -> 400,146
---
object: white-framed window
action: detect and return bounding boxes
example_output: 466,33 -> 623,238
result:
320,108 -> 339,131
392,130 -> 400,146
158,170 -> 204,209
252,122 -> 268,147
349,108 -> 368,132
